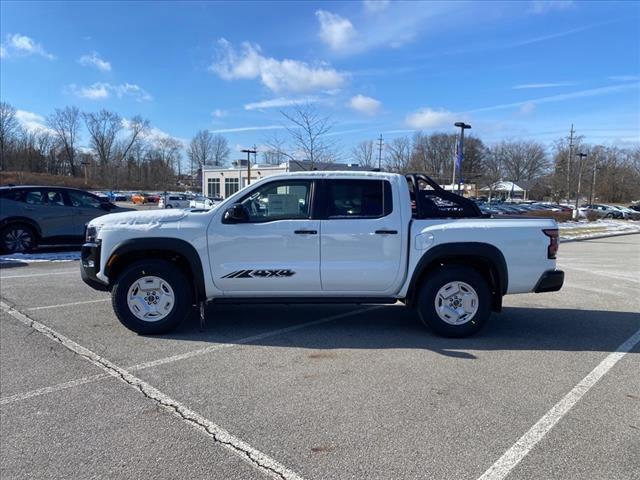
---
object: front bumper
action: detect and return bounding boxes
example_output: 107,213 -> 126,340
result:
80,242 -> 109,291
534,269 -> 564,293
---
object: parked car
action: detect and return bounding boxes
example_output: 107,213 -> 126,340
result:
189,195 -> 222,209
609,205 -> 640,220
131,193 -> 159,204
107,191 -> 128,202
81,171 -> 563,337
0,186 -> 131,253
581,204 -> 623,219
158,194 -> 190,209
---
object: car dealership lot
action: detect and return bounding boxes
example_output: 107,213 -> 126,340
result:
1,236 -> 638,480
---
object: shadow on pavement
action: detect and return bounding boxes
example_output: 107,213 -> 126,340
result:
160,304 -> 640,359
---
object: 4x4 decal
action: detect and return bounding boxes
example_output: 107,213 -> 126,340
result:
222,269 -> 296,279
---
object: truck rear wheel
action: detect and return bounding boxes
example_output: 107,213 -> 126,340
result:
416,266 -> 491,337
112,259 -> 192,335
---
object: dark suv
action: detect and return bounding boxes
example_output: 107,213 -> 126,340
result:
0,186 -> 129,253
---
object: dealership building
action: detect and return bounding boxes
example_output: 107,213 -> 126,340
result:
201,160 -> 368,199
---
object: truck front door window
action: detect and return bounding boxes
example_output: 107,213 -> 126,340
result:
240,181 -> 311,222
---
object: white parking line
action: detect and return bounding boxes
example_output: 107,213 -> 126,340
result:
129,306 -> 382,371
0,270 -> 77,279
0,373 -> 109,405
0,305 -> 381,405
477,326 -> 640,480
0,301 -> 305,480
561,265 -> 640,283
27,298 -> 110,311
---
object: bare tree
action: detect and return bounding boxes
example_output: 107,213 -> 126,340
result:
210,134 -> 230,166
481,148 -> 504,201
119,115 -> 150,162
279,104 -> 336,168
385,136 -> 411,173
47,106 -> 81,176
351,140 -> 375,168
0,102 -> 21,170
490,140 -> 549,183
83,109 -> 121,166
187,130 -> 214,170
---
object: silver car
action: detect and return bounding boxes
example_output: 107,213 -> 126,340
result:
0,186 -> 130,253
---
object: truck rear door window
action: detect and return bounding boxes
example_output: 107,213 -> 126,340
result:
324,180 -> 392,219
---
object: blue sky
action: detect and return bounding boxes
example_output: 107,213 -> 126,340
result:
1,0 -> 638,161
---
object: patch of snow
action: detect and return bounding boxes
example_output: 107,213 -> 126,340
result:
559,219 -> 640,240
0,251 -> 80,264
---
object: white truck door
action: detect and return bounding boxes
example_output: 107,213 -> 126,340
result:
209,179 -> 321,293
320,179 -> 403,293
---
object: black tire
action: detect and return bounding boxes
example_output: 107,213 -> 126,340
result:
166,204 -> 173,209
111,259 -> 192,334
0,223 -> 37,253
416,266 -> 491,338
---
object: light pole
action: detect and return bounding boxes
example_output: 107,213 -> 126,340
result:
589,158 -> 597,205
241,148 -> 257,186
574,152 -> 587,219
453,122 -> 471,195
81,161 -> 90,186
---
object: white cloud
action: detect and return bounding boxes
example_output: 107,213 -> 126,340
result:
15,110 -> 52,133
363,0 -> 390,13
1,33 -> 55,60
78,51 -> 111,71
315,10 -> 357,51
609,75 -> 640,82
210,38 -> 346,94
529,1 -> 574,14
513,82 -> 573,89
68,82 -> 152,102
212,109 -> 227,118
348,94 -> 382,115
210,125 -> 287,134
244,96 -> 318,111
519,101 -> 536,115
467,83 -> 639,114
406,108 -> 460,129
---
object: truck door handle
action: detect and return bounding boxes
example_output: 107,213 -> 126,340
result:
294,229 -> 317,235
375,229 -> 398,235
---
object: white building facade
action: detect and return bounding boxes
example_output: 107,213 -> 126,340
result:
202,163 -> 288,199
201,161 -> 368,199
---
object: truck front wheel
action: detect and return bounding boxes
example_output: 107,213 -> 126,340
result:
416,266 -> 491,337
112,259 -> 192,334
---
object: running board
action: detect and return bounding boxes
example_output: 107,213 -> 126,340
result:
214,297 -> 398,305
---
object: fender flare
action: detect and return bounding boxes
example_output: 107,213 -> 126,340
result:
104,237 -> 206,301
407,242 -> 508,305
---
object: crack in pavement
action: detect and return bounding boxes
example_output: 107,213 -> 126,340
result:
0,301 -> 304,480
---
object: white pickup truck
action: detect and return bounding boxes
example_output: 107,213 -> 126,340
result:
80,172 -> 563,337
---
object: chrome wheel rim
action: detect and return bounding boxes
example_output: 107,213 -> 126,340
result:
4,227 -> 33,252
434,281 -> 479,325
127,276 -> 175,322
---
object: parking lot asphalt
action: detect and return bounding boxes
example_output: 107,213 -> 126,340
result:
1,235 -> 638,480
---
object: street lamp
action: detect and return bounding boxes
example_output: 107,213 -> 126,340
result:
453,122 -> 471,194
241,148 -> 257,186
574,152 -> 587,219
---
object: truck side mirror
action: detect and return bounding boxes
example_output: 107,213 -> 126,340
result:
223,203 -> 249,223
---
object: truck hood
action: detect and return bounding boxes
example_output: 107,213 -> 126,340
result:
88,209 -> 189,230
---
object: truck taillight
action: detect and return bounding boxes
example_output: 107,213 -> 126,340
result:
543,229 -> 559,259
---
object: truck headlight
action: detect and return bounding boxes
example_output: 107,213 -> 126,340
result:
85,225 -> 102,243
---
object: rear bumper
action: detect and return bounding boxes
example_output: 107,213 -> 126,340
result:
534,269 -> 564,293
80,243 -> 109,291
